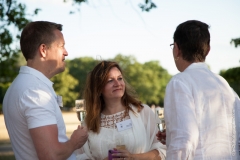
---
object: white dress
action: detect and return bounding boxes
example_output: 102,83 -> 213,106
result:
76,104 -> 166,160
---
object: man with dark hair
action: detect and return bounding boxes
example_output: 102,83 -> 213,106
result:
157,20 -> 240,159
3,21 -> 88,160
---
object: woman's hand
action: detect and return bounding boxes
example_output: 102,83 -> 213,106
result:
110,149 -> 161,160
156,130 -> 166,145
111,148 -> 133,160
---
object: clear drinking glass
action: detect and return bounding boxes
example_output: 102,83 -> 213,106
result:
75,99 -> 86,125
157,118 -> 166,132
155,109 -> 166,132
115,134 -> 126,150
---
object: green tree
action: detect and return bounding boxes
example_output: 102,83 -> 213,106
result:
1,0 -> 155,75
220,67 -> 240,96
0,0 -> 40,83
67,57 -> 98,99
0,83 -> 11,114
0,0 -> 39,113
51,68 -> 79,108
65,54 -> 171,107
0,51 -> 26,113
68,0 -> 157,13
231,38 -> 240,48
113,54 -> 171,106
0,0 -> 157,85
229,36 -> 239,96
142,61 -> 171,106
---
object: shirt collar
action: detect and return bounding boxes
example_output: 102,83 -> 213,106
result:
184,62 -> 209,72
19,66 -> 53,88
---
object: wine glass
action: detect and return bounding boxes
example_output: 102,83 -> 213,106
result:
155,109 -> 166,132
75,99 -> 86,126
157,119 -> 166,132
115,134 -> 126,150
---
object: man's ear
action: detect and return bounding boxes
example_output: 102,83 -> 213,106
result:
205,45 -> 210,57
39,44 -> 47,58
175,42 -> 182,57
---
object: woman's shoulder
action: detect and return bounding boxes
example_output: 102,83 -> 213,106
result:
141,103 -> 150,109
133,103 -> 153,114
130,103 -> 149,110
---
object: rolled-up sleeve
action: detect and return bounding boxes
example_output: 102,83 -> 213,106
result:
164,79 -> 199,160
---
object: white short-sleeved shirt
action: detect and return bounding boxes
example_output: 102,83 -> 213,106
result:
3,66 -> 76,160
164,62 -> 240,160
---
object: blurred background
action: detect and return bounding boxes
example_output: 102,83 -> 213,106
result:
0,0 -> 239,159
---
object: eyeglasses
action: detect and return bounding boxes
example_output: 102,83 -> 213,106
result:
170,43 -> 174,49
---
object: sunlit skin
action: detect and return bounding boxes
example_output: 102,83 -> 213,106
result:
44,30 -> 68,77
156,130 -> 166,145
172,42 -> 182,72
27,29 -> 68,79
102,67 -> 125,103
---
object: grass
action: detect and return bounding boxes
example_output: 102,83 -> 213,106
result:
0,155 -> 15,160
0,140 -> 15,160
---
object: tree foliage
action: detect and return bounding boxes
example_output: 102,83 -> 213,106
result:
66,57 -> 98,99
67,0 -> 157,13
51,68 -> 79,108
0,0 -> 160,112
0,0 -> 40,83
112,54 -> 171,106
220,67 -> 240,96
231,38 -> 240,48
57,54 -> 171,107
1,0 -> 239,112
138,0 -> 157,12
0,83 -> 11,114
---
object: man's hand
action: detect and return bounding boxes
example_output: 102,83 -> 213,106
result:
156,130 -> 166,145
70,125 -> 88,150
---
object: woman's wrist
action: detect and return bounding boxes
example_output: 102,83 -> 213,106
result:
128,153 -> 135,160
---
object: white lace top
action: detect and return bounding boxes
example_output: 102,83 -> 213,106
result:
100,110 -> 130,128
76,104 -> 166,160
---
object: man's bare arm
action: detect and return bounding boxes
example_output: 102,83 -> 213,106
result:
30,125 -> 88,160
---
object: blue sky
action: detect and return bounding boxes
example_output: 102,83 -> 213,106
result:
19,0 -> 240,75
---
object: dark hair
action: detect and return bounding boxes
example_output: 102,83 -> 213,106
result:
173,20 -> 210,62
84,61 -> 143,133
20,21 -> 62,60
